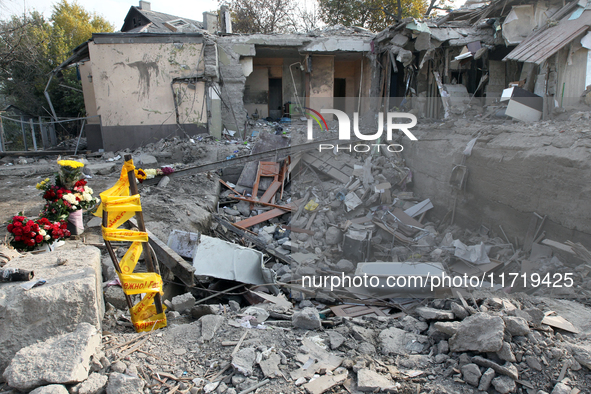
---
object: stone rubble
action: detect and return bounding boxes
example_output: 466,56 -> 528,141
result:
2,114 -> 591,394
3,323 -> 101,391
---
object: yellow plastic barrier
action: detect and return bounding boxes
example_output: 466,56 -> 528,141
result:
95,160 -> 167,332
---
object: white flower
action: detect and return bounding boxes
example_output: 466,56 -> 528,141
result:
84,186 -> 93,194
39,229 -> 46,236
144,169 -> 157,179
63,193 -> 79,205
44,235 -> 50,240
83,192 -> 93,202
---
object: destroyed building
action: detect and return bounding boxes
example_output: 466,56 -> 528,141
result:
58,0 -> 591,151
57,1 -> 374,151
371,0 -> 591,120
1,0 -> 591,393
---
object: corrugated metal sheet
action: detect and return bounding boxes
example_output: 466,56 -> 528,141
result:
504,7 -> 591,64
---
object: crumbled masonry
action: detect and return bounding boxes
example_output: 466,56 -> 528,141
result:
2,0 -> 591,390
1,111 -> 591,393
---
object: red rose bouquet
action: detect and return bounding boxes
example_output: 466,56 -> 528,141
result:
36,172 -> 97,222
6,215 -> 70,251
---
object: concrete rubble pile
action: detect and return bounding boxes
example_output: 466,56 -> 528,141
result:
4,291 -> 591,393
2,120 -> 591,393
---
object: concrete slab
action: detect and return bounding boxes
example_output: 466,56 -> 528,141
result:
192,234 -> 266,285
0,245 -> 103,375
167,229 -> 201,259
352,262 -> 446,296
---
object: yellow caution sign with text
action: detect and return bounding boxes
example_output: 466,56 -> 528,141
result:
97,159 -> 167,332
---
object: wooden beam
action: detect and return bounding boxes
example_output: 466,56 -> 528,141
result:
213,215 -> 296,266
234,208 -> 289,228
228,194 -> 294,211
260,180 -> 282,204
143,136 -> 370,184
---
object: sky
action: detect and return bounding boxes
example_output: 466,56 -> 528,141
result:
2,0 -> 220,27
1,0 -> 467,28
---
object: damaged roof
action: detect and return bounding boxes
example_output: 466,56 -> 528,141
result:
504,2 -> 591,64
121,6 -> 203,33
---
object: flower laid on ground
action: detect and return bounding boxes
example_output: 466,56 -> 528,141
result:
135,166 -> 175,183
161,166 -> 174,176
6,215 -> 70,251
37,175 -> 97,222
135,168 -> 147,182
144,169 -> 158,178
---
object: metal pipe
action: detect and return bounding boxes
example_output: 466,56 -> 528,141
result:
74,120 -> 86,156
44,73 -> 58,121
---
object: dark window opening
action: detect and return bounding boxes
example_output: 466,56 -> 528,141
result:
268,78 -> 282,119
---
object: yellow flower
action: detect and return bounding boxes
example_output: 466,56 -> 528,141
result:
35,178 -> 50,189
135,169 -> 147,181
57,160 -> 84,169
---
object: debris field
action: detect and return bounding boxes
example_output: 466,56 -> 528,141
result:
1,111 -> 591,394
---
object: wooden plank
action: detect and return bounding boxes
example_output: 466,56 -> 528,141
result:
403,198 -> 433,218
372,220 -> 414,244
0,149 -> 77,157
248,290 -> 292,308
330,304 -> 390,317
392,207 -> 424,228
507,5 -> 589,63
350,215 -> 373,224
219,179 -> 242,195
228,194 -> 294,211
541,239 -> 576,255
528,26 -> 588,64
237,134 -> 289,189
129,218 -> 196,287
213,215 -> 296,266
259,180 -> 282,203
234,208 -> 288,228
523,215 -> 538,253
511,28 -> 568,62
542,311 -> 579,333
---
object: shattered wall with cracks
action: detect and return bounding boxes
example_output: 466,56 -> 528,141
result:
215,39 -> 256,133
83,33 -> 209,151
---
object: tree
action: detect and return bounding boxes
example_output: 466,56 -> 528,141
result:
317,0 -> 428,31
286,1 -> 323,33
0,0 -> 114,118
0,12 -> 50,115
222,0 -> 295,34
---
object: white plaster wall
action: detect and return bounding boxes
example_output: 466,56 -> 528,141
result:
87,41 -> 206,127
557,47 -> 588,106
587,49 -> 591,89
309,55 -> 334,118
78,61 -> 99,125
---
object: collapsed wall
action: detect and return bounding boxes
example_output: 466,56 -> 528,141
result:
216,40 -> 255,133
403,124 -> 591,251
